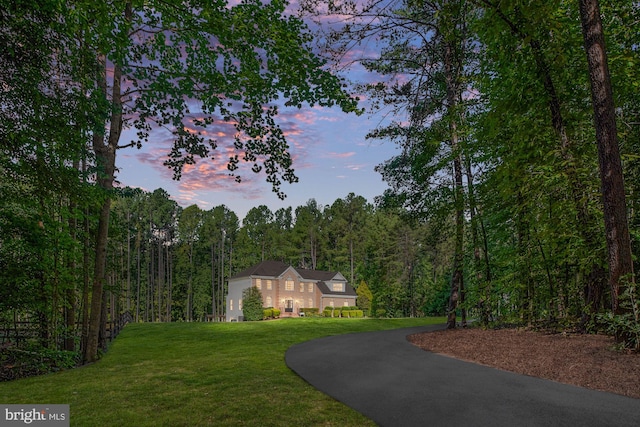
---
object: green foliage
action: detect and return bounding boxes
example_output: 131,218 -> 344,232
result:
262,308 -> 280,319
1,343 -> 78,381
422,277 -> 450,317
356,281 -> 373,312
597,282 -> 640,351
300,308 -> 319,316
375,309 -> 387,318
242,287 -> 264,321
341,310 -> 364,318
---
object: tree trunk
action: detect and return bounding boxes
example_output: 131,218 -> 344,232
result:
445,40 -> 465,330
64,163 -> 78,352
579,0 -> 635,316
84,52 -> 123,363
187,244 -> 193,322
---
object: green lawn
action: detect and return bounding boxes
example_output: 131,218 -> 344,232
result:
0,317 -> 444,426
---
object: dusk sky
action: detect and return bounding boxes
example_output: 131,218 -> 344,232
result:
117,102 -> 399,222
115,6 -> 401,223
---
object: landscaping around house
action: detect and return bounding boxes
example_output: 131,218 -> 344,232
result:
0,317 -> 444,426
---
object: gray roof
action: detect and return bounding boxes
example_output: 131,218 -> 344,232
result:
316,281 -> 357,297
296,268 -> 340,281
229,260 -> 290,280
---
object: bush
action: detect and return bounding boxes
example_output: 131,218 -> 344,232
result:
1,344 -> 78,381
272,308 -> 281,318
300,308 -> 319,316
242,287 -> 264,321
598,282 -> 640,351
263,308 -> 273,319
375,309 -> 387,318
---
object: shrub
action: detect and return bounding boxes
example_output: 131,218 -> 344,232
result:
356,280 -> 373,313
375,309 -> 387,318
242,287 -> 264,321
598,281 -> 640,351
272,308 -> 281,318
1,344 -> 78,381
263,308 -> 273,319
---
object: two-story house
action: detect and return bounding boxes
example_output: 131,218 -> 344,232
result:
226,260 -> 357,321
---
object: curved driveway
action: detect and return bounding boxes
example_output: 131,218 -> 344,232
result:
285,324 -> 640,427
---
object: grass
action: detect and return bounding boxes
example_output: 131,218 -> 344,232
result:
0,317 -> 444,426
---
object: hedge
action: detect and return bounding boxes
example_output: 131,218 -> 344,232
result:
262,308 -> 280,319
322,308 -> 364,318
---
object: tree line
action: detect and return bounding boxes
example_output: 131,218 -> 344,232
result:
108,190 -> 453,323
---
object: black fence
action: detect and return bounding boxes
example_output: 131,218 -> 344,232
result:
0,311 -> 133,347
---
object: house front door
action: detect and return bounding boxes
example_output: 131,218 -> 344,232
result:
285,299 -> 294,313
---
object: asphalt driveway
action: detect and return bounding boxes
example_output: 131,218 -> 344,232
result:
285,324 -> 640,426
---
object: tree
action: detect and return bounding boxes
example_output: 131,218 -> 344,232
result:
293,199 -> 323,269
79,0 -> 359,362
0,0 -> 95,356
242,286 -> 264,321
356,280 -> 373,315
243,206 -> 274,261
177,205 -> 203,321
578,0 -> 635,322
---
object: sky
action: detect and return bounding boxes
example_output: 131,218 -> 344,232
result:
116,102 -> 399,223
115,7 -> 400,224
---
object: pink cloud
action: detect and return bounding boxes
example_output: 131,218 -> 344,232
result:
323,151 -> 356,159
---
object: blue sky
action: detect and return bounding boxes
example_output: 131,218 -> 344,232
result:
116,101 -> 400,222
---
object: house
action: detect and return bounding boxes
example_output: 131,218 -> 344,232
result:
226,260 -> 357,321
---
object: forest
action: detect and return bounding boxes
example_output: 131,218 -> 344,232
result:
1,0 -> 639,372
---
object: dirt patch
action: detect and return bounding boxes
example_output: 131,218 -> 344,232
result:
407,328 -> 640,400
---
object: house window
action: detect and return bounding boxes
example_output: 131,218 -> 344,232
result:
266,280 -> 272,290
308,283 -> 314,292
308,298 -> 313,307
230,299 -> 234,311
332,282 -> 343,292
239,299 -> 243,310
285,279 -> 294,291
255,278 -> 261,290
266,296 -> 272,307
329,300 -> 334,307
299,283 -> 304,292
343,301 -> 349,307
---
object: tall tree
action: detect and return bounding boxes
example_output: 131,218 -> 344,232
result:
178,204 -> 203,322
578,0 -> 635,319
293,199 -> 323,269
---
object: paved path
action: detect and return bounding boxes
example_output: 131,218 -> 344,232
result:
285,324 -> 640,426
